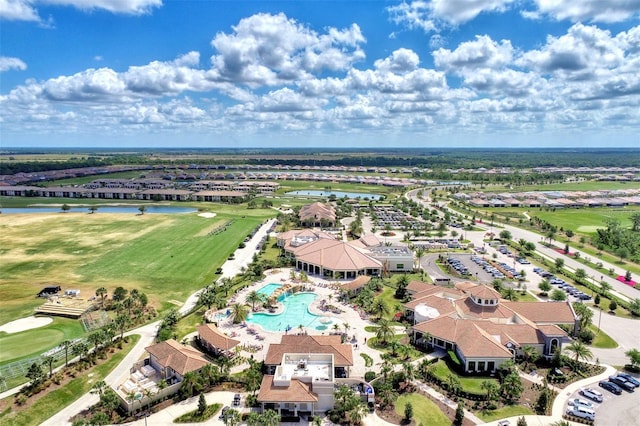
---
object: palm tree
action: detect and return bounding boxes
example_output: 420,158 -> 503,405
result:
62,339 -> 72,368
260,409 -> 280,426
95,287 -> 107,308
414,246 -> 426,278
520,345 -> 539,371
572,302 -> 594,331
564,340 -> 593,368
229,303 -> 249,324
370,298 -> 390,320
246,291 -> 265,312
502,288 -> 518,301
91,380 -> 108,398
347,403 -> 367,425
42,355 -> 55,378
481,380 -> 499,404
374,319 -> 394,345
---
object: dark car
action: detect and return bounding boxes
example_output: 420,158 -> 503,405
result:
599,380 -> 623,395
219,406 -> 230,420
617,373 -> 640,388
609,375 -> 636,392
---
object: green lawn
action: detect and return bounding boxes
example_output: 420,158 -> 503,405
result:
0,335 -> 140,426
589,325 -> 618,349
175,402 -> 222,423
0,318 -> 86,364
476,405 -> 533,422
394,393 -> 451,426
429,360 -> 498,394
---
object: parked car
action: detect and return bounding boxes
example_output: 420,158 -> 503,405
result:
599,380 -> 623,395
580,388 -> 604,402
219,406 -> 231,420
233,393 -> 241,406
568,398 -> 594,409
497,420 -> 511,426
617,373 -> 640,388
566,406 -> 595,421
609,375 -> 636,392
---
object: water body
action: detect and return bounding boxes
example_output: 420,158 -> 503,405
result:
285,190 -> 383,200
0,206 -> 197,214
247,292 -> 334,332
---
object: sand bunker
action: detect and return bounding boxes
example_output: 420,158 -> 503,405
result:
198,212 -> 217,218
0,316 -> 53,334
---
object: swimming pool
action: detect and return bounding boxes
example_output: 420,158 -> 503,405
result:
246,292 -> 334,332
256,283 -> 282,297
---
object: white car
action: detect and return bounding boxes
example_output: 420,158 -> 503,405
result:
568,398 -> 594,409
580,387 -> 604,403
566,406 -> 595,421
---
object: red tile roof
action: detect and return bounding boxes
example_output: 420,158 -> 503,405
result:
145,339 -> 209,376
257,376 -> 318,403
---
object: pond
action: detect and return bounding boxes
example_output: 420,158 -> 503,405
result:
285,190 -> 384,200
0,206 -> 198,214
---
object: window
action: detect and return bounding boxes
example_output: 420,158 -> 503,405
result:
469,361 -> 476,371
488,361 -> 495,371
397,264 -> 404,269
478,361 -> 486,371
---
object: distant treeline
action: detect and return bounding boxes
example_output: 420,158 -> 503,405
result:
2,148 -> 640,175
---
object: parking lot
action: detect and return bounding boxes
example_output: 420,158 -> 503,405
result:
564,374 -> 640,425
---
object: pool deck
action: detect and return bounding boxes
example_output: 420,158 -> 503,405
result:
212,268 -> 385,378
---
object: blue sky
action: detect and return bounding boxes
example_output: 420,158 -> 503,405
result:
1,0 -> 639,148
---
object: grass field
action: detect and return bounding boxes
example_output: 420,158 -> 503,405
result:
394,393 -> 451,426
0,318 -> 86,364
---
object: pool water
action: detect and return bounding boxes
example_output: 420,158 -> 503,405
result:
247,292 -> 333,332
256,283 -> 282,297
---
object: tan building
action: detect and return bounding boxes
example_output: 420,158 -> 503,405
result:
258,335 -> 372,417
196,323 -> 240,357
405,282 -> 578,373
298,202 -> 336,227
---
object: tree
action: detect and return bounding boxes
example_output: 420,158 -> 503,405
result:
91,380 -> 108,398
499,230 -> 512,241
113,286 -> 128,301
260,409 -> 280,426
61,204 -> 71,213
26,362 -> 45,386
197,393 -> 207,416
625,270 -> 633,282
454,402 -> 465,426
564,340 -> 593,365
609,300 -> 618,312
625,348 -> 640,369
374,318 -> 394,344
100,388 -> 120,417
96,287 -> 107,308
554,258 -> 564,272
88,206 -> 98,214
622,210 -> 640,233
246,291 -> 265,312
550,289 -> 567,301
517,416 -> 529,426
72,341 -> 89,362
404,402 -> 413,421
61,339 -> 72,368
521,345 -> 539,371
572,302 -> 594,331
535,386 -> 551,415
42,354 -> 55,378
575,268 -> 587,280
179,371 -> 203,398
538,279 -> 552,296
502,288 -> 518,301
370,298 -> 390,320
481,380 -> 500,405
500,371 -> 524,403
629,298 -> 640,317
138,205 -> 146,215
229,303 -> 249,324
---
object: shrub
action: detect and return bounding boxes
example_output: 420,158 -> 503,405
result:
364,371 -> 376,382
609,301 -> 618,311
578,329 -> 595,344
15,393 -> 27,405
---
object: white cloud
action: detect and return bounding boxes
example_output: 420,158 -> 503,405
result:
0,0 -> 160,22
0,56 -> 27,72
0,0 -> 39,21
429,0 -> 515,24
532,0 -> 640,23
374,48 -> 420,73
209,13 -> 365,86
387,0 -> 515,33
518,24 -> 625,77
434,35 -> 514,71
